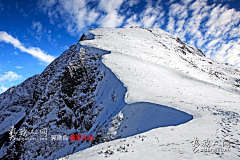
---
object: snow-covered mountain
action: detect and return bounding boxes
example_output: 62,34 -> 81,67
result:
1,27 -> 240,160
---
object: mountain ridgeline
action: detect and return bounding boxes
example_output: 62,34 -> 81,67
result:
0,27 -> 240,159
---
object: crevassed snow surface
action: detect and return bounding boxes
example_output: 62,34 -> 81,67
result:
62,28 -> 240,160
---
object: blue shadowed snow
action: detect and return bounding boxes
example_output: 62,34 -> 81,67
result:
112,102 -> 193,138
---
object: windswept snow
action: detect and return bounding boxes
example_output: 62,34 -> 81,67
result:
106,102 -> 193,139
1,27 -> 240,160
64,27 -> 240,159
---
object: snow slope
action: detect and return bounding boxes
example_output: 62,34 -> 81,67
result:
62,27 -> 240,159
1,27 -> 240,160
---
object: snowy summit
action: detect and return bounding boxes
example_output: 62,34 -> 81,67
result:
0,27 -> 240,160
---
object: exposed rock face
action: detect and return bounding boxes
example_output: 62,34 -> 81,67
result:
0,39 -> 126,159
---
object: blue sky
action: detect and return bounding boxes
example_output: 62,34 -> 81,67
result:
0,0 -> 240,93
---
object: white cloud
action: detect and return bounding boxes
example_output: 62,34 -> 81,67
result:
167,17 -> 175,32
0,71 -> 23,93
0,85 -> 7,93
224,42 -> 240,65
127,0 -> 141,7
124,1 -> 164,28
189,0 -> 208,14
12,51 -> 19,55
31,21 -> 46,41
0,71 -> 22,82
16,66 -> 23,69
124,14 -> 141,27
99,11 -> 125,28
181,0 -> 193,5
142,14 -> 157,28
176,19 -> 185,32
169,3 -> 188,20
98,0 -> 124,13
32,21 -> 43,34
206,38 -> 220,48
0,31 -> 55,63
86,9 -> 99,25
98,0 -> 125,28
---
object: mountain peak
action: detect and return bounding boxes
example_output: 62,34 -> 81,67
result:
1,27 -> 240,159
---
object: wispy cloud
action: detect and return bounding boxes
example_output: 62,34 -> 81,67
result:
0,31 -> 55,63
98,0 -> 124,13
163,0 -> 240,67
38,0 -> 100,35
38,0 -> 126,33
127,0 -> 141,7
99,10 -> 125,28
38,0 -> 240,67
124,1 -> 164,28
12,51 -> 19,55
0,71 -> 22,93
30,21 -> 54,44
0,85 -> 7,93
16,66 -> 23,69
31,21 -> 43,41
0,71 -> 22,82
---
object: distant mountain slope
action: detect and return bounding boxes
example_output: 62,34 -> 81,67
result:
0,27 -> 240,160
